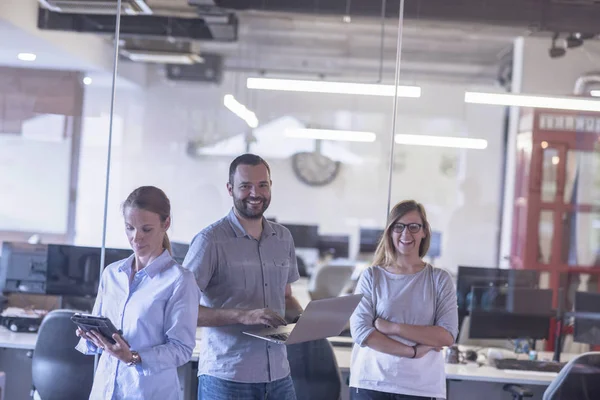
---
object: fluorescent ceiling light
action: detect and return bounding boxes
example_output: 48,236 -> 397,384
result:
119,49 -> 203,64
465,91 -> 600,112
395,134 -> 488,149
247,78 -> 421,98
285,128 -> 376,142
18,53 -> 36,61
224,95 -> 258,128
591,90 -> 600,97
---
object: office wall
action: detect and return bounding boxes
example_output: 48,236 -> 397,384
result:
76,69 -> 505,274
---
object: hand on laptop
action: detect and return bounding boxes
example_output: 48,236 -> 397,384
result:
240,308 -> 287,328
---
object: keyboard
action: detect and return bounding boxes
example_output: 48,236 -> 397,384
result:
495,358 -> 566,373
267,333 -> 290,341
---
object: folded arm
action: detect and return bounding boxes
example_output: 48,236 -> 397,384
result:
375,319 -> 454,347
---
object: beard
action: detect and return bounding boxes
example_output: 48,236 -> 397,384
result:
233,195 -> 271,219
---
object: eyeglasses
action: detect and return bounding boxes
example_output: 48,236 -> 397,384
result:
392,223 -> 422,234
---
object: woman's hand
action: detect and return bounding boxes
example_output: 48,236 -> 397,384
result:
415,344 -> 442,359
374,318 -> 399,336
86,330 -> 133,364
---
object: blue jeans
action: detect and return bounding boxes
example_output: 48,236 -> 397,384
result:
198,375 -> 296,400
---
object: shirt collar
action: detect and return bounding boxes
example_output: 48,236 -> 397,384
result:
117,249 -> 172,278
227,208 -> 276,239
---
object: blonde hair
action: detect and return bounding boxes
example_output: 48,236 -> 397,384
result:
371,200 -> 431,267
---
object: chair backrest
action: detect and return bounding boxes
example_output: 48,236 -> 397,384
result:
308,264 -> 355,301
543,352 -> 600,400
0,371 -> 5,400
287,339 -> 342,400
32,309 -> 95,400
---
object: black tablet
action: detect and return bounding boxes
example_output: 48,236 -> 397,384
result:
71,313 -> 121,344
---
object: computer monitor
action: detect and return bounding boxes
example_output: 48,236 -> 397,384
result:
282,224 -> 319,248
427,231 -> 442,258
317,235 -> 350,259
456,266 -> 540,314
468,287 -> 553,340
574,291 -> 600,345
45,244 -> 132,297
359,228 -> 384,253
1,242 -> 48,294
170,242 -> 189,265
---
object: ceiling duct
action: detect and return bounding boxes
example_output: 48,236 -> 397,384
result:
214,0 -> 600,34
37,7 -> 238,41
165,54 -> 224,84
38,0 -> 153,15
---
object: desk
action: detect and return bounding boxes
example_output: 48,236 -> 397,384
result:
0,327 -> 571,400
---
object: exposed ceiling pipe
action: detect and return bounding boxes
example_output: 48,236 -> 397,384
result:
574,73 -> 600,95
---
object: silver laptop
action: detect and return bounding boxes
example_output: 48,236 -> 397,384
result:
243,294 -> 363,345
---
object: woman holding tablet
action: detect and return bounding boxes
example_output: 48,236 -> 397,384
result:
349,200 -> 458,400
75,186 -> 199,400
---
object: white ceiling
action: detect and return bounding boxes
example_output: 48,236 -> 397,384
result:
0,18 -> 97,71
0,1 -> 528,85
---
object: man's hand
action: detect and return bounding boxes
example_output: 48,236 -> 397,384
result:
239,308 -> 287,327
374,318 -> 398,336
414,344 -> 442,359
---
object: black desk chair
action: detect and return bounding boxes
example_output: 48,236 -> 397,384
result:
503,352 -> 600,400
287,339 -> 342,400
32,310 -> 95,400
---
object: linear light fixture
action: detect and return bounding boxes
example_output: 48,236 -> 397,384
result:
247,77 -> 421,98
395,134 -> 488,149
591,90 -> 600,97
119,49 -> 204,64
285,128 -> 376,142
224,95 -> 258,128
18,53 -> 36,61
465,91 -> 600,112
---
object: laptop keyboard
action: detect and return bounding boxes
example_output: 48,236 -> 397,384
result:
267,333 -> 290,341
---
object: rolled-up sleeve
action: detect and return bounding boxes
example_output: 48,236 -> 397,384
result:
136,271 -> 200,376
350,268 -> 376,347
182,233 -> 217,292
434,269 -> 459,342
75,271 -> 105,355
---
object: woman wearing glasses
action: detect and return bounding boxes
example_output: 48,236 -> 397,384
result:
349,200 -> 458,400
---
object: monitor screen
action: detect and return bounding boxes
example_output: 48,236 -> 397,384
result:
170,242 -> 190,264
427,231 -> 442,258
574,291 -> 600,345
1,242 -> 48,294
456,266 -> 539,313
46,245 -> 132,297
359,228 -> 384,253
317,235 -> 350,259
281,224 -> 319,248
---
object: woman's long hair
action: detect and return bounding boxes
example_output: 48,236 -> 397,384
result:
371,200 -> 431,267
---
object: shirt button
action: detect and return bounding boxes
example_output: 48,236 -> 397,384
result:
265,283 -> 268,287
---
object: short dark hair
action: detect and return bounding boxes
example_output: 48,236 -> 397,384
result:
228,153 -> 271,185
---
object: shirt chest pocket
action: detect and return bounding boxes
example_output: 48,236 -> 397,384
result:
220,260 -> 256,290
272,258 -> 290,288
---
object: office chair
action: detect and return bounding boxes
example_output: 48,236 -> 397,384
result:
503,352 -> 600,400
308,263 -> 355,301
287,339 -> 342,400
0,371 -> 5,400
32,310 -> 95,400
